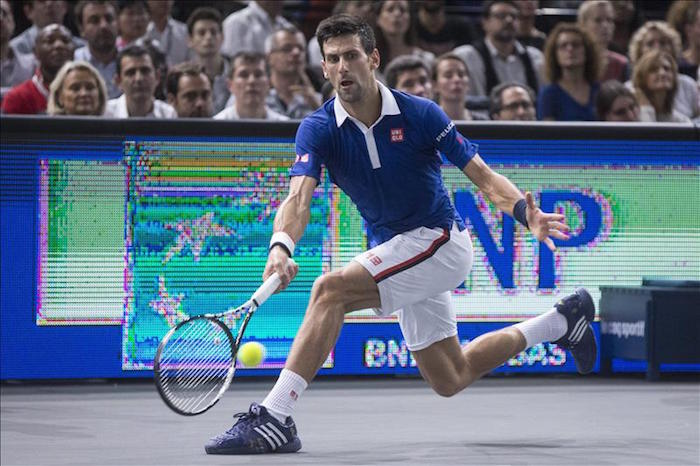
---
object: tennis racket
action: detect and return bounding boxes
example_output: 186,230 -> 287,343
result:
154,272 -> 282,416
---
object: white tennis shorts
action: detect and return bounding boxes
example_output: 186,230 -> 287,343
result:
354,223 -> 473,351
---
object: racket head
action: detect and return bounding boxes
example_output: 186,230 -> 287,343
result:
154,316 -> 236,416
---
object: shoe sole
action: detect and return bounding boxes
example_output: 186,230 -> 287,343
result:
205,438 -> 302,455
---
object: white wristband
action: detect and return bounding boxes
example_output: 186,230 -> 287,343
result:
269,232 -> 295,257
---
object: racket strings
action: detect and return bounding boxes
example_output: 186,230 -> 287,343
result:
158,318 -> 234,413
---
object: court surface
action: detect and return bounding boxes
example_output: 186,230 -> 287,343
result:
2,376 -> 698,466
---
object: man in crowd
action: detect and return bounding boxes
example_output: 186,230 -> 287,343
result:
384,55 -> 434,99
222,0 -> 292,58
489,82 -> 537,120
74,0 -> 121,98
186,7 -> 230,114
214,51 -> 288,121
414,0 -> 477,57
2,23 -> 73,114
265,26 -> 321,119
1,0 -> 35,97
145,0 -> 190,66
116,0 -> 149,49
453,0 -> 543,98
10,0 -> 83,55
104,43 -> 176,117
166,61 -> 213,118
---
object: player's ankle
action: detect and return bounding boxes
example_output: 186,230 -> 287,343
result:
262,404 -> 289,424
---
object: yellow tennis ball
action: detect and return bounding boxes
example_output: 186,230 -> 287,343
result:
238,341 -> 265,367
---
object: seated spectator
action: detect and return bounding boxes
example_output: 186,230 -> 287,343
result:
221,1 -> 292,59
265,26 -> 321,119
538,23 -> 601,121
489,82 -> 536,120
10,0 -> 84,55
1,0 -> 35,97
104,43 -> 175,117
595,79 -> 639,122
628,21 -> 699,120
632,50 -> 689,123
453,0 -> 543,98
166,62 -> 212,118
666,1 -> 700,79
186,7 -> 230,114
514,0 -> 546,50
384,54 -> 433,99
144,0 -> 190,66
135,37 -> 167,100
373,0 -> 434,76
578,0 -> 629,82
2,24 -> 74,114
73,0 -> 121,99
433,53 -> 486,120
609,0 -> 638,56
116,0 -> 149,49
214,52 -> 288,121
414,0 -> 477,57
308,1 -> 373,69
46,60 -> 107,115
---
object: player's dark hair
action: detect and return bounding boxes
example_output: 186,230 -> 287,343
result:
186,6 -> 222,36
316,14 -> 375,59
489,82 -> 535,118
384,55 -> 430,89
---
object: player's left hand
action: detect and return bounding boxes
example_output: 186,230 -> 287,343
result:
524,191 -> 570,251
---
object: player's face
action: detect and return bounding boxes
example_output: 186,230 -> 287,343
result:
321,34 -> 379,104
434,58 -> 468,102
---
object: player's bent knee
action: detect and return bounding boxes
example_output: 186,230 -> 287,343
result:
430,378 -> 464,398
310,272 -> 346,308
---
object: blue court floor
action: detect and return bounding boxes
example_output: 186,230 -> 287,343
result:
1,375 -> 698,466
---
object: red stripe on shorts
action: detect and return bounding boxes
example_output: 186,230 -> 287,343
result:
374,228 -> 450,283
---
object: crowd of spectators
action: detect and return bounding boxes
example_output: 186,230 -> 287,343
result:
1,0 -> 698,123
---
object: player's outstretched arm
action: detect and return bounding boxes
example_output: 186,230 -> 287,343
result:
264,175 -> 318,289
462,154 -> 570,251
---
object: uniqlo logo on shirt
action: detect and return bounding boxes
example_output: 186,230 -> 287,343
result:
365,252 -> 382,266
390,128 -> 404,142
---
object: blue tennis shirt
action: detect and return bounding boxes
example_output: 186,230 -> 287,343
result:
290,82 -> 479,246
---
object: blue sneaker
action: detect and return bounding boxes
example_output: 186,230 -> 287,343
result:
552,288 -> 598,374
205,403 -> 301,454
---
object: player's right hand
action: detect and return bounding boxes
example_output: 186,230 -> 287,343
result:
264,247 -> 298,292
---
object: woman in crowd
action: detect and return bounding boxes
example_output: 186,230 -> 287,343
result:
432,53 -> 484,121
538,23 -> 602,121
595,79 -> 639,122
47,61 -> 107,116
666,0 -> 700,78
632,49 -> 689,123
628,21 -> 699,120
373,0 -> 433,75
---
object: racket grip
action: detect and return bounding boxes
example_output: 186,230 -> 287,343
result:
251,273 -> 282,305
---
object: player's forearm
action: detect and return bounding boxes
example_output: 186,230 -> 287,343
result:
274,190 -> 311,244
480,171 -> 524,216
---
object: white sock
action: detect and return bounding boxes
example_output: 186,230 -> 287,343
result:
513,308 -> 568,348
261,369 -> 308,424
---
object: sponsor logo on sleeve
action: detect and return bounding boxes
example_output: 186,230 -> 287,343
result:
294,153 -> 309,163
435,121 -> 454,143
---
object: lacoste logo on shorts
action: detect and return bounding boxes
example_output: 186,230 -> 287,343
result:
390,128 -> 404,142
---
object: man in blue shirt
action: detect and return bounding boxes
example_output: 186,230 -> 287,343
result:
205,14 -> 597,455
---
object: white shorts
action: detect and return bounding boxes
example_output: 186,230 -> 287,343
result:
353,223 -> 473,351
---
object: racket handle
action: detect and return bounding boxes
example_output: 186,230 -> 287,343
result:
251,273 -> 282,306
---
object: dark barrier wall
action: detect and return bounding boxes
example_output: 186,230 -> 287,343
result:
2,117 -> 699,379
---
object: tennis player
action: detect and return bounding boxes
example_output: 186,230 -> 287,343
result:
206,14 -> 597,455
